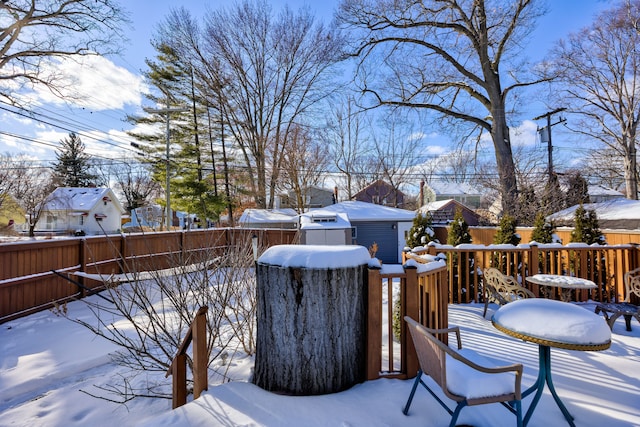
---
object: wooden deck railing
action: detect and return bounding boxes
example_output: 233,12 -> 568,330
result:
366,261 -> 448,380
407,243 -> 640,305
167,306 -> 208,409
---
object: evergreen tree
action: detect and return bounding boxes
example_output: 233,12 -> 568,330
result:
447,209 -> 472,246
127,43 -> 226,224
53,132 -> 98,187
541,173 -> 565,214
531,212 -> 558,244
571,205 -> 605,245
565,172 -> 590,208
406,212 -> 435,248
493,215 -> 520,245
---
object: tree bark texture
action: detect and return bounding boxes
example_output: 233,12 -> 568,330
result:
253,263 -> 367,395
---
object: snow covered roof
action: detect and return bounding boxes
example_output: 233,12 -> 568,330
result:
320,201 -> 416,222
44,187 -> 123,213
238,208 -> 298,224
426,182 -> 480,196
299,211 -> 351,230
588,184 -> 624,197
548,198 -> 640,230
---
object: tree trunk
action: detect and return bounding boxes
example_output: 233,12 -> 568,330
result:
253,262 -> 367,395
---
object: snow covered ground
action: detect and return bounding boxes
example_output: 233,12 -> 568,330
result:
1,295 -> 639,427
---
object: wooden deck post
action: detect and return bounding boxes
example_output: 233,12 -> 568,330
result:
403,265 -> 419,378
366,267 -> 382,380
192,306 -> 208,399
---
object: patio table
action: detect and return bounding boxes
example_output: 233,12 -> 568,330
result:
492,298 -> 611,427
526,274 -> 596,302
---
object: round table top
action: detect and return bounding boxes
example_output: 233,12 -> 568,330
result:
492,299 -> 611,351
526,274 -> 597,289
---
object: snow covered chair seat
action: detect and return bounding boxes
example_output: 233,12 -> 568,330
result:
595,267 -> 640,331
403,316 -> 523,427
482,268 -> 535,318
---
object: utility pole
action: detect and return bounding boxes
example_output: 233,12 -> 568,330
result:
144,93 -> 188,231
533,108 -> 566,181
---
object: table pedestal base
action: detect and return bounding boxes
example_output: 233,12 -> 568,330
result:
523,345 -> 575,427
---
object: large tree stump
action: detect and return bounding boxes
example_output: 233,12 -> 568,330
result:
253,245 -> 371,395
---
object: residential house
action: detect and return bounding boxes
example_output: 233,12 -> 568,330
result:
420,181 -> 482,209
276,186 -> 337,211
353,180 -> 406,208
588,184 -> 625,204
418,199 -> 480,226
35,187 -> 124,235
548,198 -> 640,230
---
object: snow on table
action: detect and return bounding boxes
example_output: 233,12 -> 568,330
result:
492,298 -> 611,347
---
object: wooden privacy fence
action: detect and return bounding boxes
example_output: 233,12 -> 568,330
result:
366,262 -> 448,380
0,228 -> 297,323
409,243 -> 640,305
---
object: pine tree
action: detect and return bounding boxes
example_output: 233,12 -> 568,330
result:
571,205 -> 604,245
406,212 -> 435,248
565,172 -> 590,208
447,209 -> 472,246
531,212 -> 557,244
127,43 -> 225,224
493,215 -> 520,245
53,132 -> 98,187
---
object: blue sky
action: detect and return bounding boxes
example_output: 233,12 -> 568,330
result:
0,0 -> 612,167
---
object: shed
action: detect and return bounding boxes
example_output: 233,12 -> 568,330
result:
298,211 -> 351,245
321,201 -> 415,263
238,208 -> 298,229
35,187 -> 124,235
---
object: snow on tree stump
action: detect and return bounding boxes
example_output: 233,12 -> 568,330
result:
253,245 -> 372,395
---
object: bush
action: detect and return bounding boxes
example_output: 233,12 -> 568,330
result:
406,212 -> 435,248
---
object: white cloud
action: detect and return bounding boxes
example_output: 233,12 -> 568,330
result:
29,55 -> 147,111
510,120 -> 539,147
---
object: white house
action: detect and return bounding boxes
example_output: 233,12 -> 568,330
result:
35,187 -> 124,235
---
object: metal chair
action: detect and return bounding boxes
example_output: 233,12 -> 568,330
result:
595,267 -> 640,331
403,316 -> 523,427
482,268 -> 535,318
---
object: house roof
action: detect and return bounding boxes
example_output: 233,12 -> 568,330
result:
44,187 -> 124,213
548,198 -> 640,230
419,199 -> 460,212
353,179 -> 406,198
299,210 -> 351,230
588,184 -> 624,197
320,201 -> 415,221
426,181 -> 480,196
238,208 -> 298,224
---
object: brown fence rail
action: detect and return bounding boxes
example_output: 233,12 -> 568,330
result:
0,228 -> 297,323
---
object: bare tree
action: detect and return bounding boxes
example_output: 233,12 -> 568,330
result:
108,159 -> 163,214
0,0 -> 129,104
370,114 -> 420,208
324,96 -> 371,200
277,124 -> 330,213
337,0 -> 552,216
9,159 -> 56,236
552,0 -> 640,200
158,1 -> 343,209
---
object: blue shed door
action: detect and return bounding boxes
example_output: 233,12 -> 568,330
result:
352,221 -> 399,264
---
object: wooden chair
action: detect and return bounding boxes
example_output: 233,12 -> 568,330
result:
595,267 -> 640,331
482,268 -> 535,318
403,316 -> 523,427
